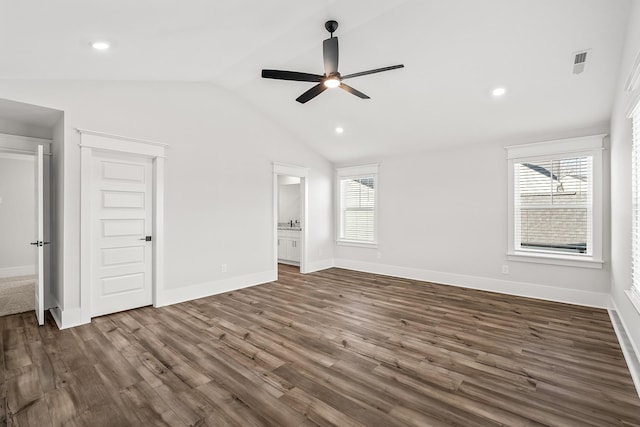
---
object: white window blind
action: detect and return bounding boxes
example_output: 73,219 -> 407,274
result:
340,177 -> 375,241
337,164 -> 378,245
632,107 -> 640,300
506,135 -> 603,267
514,156 -> 593,255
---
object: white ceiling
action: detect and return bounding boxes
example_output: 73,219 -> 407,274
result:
0,0 -> 630,163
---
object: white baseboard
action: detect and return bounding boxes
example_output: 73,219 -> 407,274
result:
156,270 -> 277,307
608,297 -> 640,398
304,258 -> 335,273
333,258 -> 609,308
49,306 -> 89,330
49,307 -> 62,328
0,265 -> 35,278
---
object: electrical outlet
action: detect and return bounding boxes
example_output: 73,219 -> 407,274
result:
501,265 -> 509,274
221,264 -> 227,273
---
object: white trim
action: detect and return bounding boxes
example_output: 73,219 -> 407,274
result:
304,258 -> 335,273
153,157 -> 165,307
273,163 -> 309,274
608,297 -> 640,398
626,289 -> 640,315
625,51 -> 640,92
505,134 -> 606,159
336,240 -> 379,248
507,252 -> 604,269
76,128 -> 169,147
77,131 -> 166,158
156,270 -> 276,307
506,135 -> 604,267
49,307 -> 62,329
334,258 -> 609,308
79,132 -> 168,324
273,162 -> 309,178
626,92 -> 640,119
0,133 -> 51,155
49,306 -> 86,330
335,164 -> 379,246
336,163 -> 379,177
0,265 -> 35,278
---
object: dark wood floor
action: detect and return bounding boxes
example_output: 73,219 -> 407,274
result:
2,265 -> 640,426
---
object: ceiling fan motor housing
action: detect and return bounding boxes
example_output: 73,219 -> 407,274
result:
325,20 -> 338,35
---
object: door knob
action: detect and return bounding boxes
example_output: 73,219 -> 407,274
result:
139,236 -> 152,241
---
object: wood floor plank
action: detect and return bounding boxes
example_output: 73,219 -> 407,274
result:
1,264 -> 639,426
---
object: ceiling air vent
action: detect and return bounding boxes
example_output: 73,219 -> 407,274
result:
572,49 -> 591,74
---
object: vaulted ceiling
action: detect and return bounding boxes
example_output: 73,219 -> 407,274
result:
0,0 -> 630,162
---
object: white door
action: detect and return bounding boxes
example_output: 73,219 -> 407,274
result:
91,151 -> 153,317
33,145 -> 45,325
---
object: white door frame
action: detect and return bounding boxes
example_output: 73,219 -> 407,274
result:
79,129 -> 167,323
273,162 -> 309,274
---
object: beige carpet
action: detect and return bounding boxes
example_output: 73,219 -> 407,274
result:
0,275 -> 34,316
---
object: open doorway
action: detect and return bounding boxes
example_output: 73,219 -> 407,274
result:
0,98 -> 61,325
273,163 -> 308,276
0,152 -> 36,316
0,137 -> 51,323
277,175 -> 302,270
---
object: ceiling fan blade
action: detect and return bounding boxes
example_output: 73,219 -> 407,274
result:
339,83 -> 370,99
296,84 -> 328,104
261,69 -> 324,82
323,37 -> 339,75
341,64 -> 404,80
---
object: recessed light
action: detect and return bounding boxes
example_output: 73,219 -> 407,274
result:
492,87 -> 506,97
91,41 -> 110,51
335,127 -> 344,134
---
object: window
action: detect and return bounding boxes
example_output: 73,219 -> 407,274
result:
631,106 -> 640,305
336,164 -> 378,246
506,136 -> 603,268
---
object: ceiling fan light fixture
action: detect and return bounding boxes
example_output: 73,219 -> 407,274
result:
91,41 -> 110,50
492,87 -> 506,97
324,78 -> 341,88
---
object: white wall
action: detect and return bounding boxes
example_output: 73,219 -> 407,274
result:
335,138 -> 611,306
0,81 -> 334,326
610,0 -> 640,357
0,155 -> 34,276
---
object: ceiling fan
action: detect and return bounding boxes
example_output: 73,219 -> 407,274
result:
261,20 -> 404,104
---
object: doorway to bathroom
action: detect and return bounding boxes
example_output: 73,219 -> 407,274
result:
273,163 -> 308,276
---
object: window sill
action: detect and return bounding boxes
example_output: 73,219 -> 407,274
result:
625,290 -> 640,315
336,239 -> 378,249
507,251 -> 604,269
